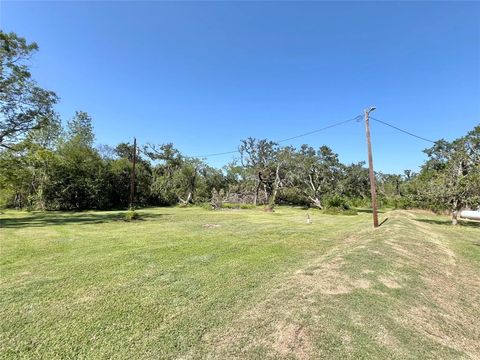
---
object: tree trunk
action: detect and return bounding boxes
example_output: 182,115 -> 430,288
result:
452,211 -> 458,225
179,192 -> 192,205
309,196 -> 322,209
452,199 -> 460,225
253,178 -> 261,206
270,163 -> 281,208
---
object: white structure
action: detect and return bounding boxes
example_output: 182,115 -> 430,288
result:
459,210 -> 480,221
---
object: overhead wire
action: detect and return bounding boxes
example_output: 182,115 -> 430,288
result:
189,149 -> 239,158
188,114 -> 437,159
370,117 -> 436,143
190,114 -> 363,158
276,115 -> 362,143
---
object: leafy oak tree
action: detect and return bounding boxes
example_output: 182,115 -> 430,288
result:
0,31 -> 58,149
412,126 -> 480,223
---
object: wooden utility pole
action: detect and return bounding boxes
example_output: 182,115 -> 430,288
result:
364,108 -> 379,228
129,137 -> 137,209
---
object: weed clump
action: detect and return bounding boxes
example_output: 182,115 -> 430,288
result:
124,210 -> 140,221
323,195 -> 358,215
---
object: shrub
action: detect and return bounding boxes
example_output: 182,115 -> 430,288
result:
222,202 -> 255,210
322,195 -> 357,215
276,188 -> 309,206
239,203 -> 255,209
324,195 -> 350,210
392,196 -> 412,210
199,202 -> 213,210
348,197 -> 365,208
124,210 -> 140,221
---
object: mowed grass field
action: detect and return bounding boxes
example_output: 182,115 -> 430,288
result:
1,207 -> 479,359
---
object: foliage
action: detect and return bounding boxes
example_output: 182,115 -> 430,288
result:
124,210 -> 140,221
239,137 -> 282,206
0,31 -> 58,149
324,194 -> 351,210
2,115 -> 478,213
221,202 -> 256,210
1,32 -> 478,216
406,126 -> 480,218
321,194 -> 357,215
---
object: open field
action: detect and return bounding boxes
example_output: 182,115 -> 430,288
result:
1,207 -> 479,359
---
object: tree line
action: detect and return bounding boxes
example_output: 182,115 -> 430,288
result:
1,31 -> 479,216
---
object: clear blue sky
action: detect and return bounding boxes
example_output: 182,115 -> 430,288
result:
1,1 -> 479,173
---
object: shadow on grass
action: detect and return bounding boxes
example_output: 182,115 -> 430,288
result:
415,218 -> 480,228
0,211 -> 166,228
379,218 -> 389,227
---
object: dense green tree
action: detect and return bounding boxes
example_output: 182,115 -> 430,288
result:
67,111 -> 94,147
289,145 -> 344,208
413,126 -> 480,223
0,31 -> 58,149
146,143 -> 184,205
339,162 -> 370,203
0,112 -> 61,209
239,138 -> 280,206
2,31 -> 478,224
39,111 -> 102,209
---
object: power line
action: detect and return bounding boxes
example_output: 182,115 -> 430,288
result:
190,149 -> 239,158
370,117 -> 435,143
277,115 -> 362,143
191,114 -> 362,158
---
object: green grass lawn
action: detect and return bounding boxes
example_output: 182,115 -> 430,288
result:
1,207 -> 479,359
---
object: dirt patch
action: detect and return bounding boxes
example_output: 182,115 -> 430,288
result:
272,321 -> 312,359
353,278 -> 371,289
296,256 -> 371,295
375,324 -> 401,350
378,276 -> 402,289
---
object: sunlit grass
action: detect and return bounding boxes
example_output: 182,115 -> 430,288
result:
1,207 -> 478,359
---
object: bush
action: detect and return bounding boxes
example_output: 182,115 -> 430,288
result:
239,203 -> 255,209
349,197 -> 370,208
322,195 -> 357,215
276,188 -> 309,206
391,196 -> 412,210
124,210 -> 140,221
222,202 -> 255,210
324,195 -> 350,210
199,202 -> 213,210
